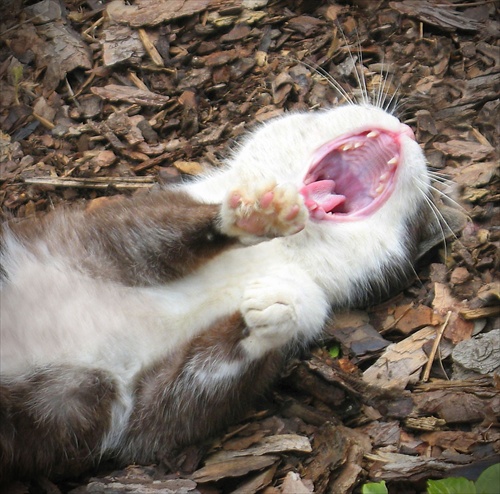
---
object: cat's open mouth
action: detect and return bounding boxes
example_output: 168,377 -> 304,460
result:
301,125 -> 415,221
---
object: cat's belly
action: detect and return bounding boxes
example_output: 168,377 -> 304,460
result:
0,258 -> 194,378
0,241 -> 287,379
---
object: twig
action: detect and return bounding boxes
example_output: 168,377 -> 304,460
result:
422,311 -> 452,382
133,151 -> 172,173
0,17 -> 36,37
138,29 -> 164,67
380,303 -> 415,334
435,1 -> 497,7
23,176 -> 156,190
32,112 -> 55,130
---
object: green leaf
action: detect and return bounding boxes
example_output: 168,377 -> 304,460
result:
11,64 -> 23,84
362,480 -> 388,494
328,343 -> 340,359
427,477 -> 476,494
475,463 -> 500,494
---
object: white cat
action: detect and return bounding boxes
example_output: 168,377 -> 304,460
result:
0,103 -> 430,480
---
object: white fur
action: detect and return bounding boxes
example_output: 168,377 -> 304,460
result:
0,104 -> 429,454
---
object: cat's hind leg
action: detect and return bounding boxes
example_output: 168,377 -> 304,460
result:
0,365 -> 117,482
122,278 -> 328,466
121,313 -> 281,466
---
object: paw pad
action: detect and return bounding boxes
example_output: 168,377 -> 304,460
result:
221,182 -> 308,239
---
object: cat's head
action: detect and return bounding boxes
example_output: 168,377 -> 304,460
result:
233,104 -> 459,304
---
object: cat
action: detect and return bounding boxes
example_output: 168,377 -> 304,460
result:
0,103 -> 432,481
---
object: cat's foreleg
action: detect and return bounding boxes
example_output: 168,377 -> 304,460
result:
240,268 -> 329,360
219,180 -> 329,357
219,180 -> 308,243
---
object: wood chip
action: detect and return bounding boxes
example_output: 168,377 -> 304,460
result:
91,85 -> 170,107
191,455 -> 279,483
107,0 -> 211,28
363,327 -> 436,390
205,434 -> 312,465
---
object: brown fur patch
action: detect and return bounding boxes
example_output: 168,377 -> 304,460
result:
5,188 -> 237,286
0,366 -> 117,482
123,313 -> 283,466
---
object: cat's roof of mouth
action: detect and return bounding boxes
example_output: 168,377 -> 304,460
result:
301,124 -> 415,221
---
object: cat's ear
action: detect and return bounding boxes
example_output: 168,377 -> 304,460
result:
416,203 -> 468,260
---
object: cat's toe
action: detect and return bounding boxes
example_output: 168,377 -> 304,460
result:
221,182 -> 308,240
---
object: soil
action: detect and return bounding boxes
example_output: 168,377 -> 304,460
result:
0,0 -> 498,493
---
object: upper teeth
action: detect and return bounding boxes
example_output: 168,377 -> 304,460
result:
340,143 -> 354,151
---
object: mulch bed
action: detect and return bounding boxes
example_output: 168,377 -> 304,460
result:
0,0 -> 498,492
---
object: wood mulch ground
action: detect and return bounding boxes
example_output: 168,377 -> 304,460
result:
0,0 -> 498,492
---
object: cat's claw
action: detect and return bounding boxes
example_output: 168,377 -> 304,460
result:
220,182 -> 308,240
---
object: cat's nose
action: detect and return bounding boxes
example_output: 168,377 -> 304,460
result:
400,123 -> 416,141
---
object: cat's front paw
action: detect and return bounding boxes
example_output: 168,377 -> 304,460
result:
220,181 -> 308,241
240,279 -> 301,359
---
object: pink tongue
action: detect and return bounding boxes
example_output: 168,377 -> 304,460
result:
300,180 -> 346,217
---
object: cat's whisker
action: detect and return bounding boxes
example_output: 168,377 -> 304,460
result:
356,42 -> 369,106
295,57 -> 355,105
336,24 -> 369,106
384,82 -> 401,115
420,189 -> 450,257
426,181 -> 469,216
375,66 -> 387,110
417,178 -> 468,260
402,251 -> 422,288
375,58 -> 392,111
427,170 -> 456,186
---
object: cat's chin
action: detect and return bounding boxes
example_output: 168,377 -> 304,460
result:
300,123 -> 416,222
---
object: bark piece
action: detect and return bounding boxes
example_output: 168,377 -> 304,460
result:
279,472 -> 313,493
432,139 -> 495,161
205,434 -> 312,464
452,329 -> 500,376
91,85 -> 170,107
363,327 -> 436,390
107,0 -> 211,28
389,1 -> 482,32
332,324 -> 390,357
102,23 -> 145,66
29,16 -> 92,92
367,450 -> 458,482
393,304 -> 438,335
190,455 -> 279,483
231,464 -> 277,494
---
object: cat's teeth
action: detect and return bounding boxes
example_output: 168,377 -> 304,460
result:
387,157 -> 398,166
374,184 -> 385,195
340,140 -> 364,151
367,130 -> 380,138
379,172 -> 390,182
